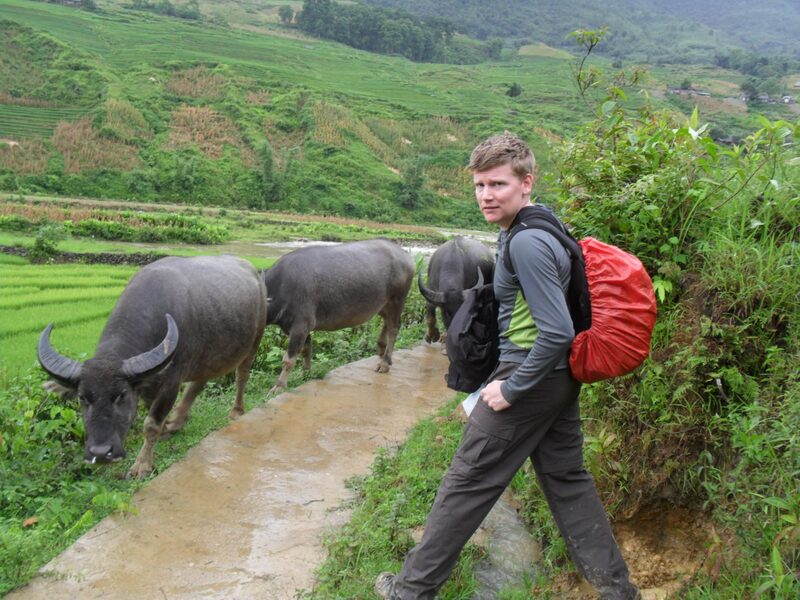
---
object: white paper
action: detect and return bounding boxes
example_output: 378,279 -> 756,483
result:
461,388 -> 483,416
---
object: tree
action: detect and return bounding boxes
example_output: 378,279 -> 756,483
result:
740,79 -> 758,100
485,37 -> 503,60
396,157 -> 428,209
278,5 -> 294,25
506,82 -> 522,97
258,140 -> 281,204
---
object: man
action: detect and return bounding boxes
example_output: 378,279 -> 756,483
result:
375,132 -> 639,599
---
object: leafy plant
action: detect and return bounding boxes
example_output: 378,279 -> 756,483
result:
28,223 -> 68,263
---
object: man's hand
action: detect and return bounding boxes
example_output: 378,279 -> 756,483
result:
480,379 -> 512,412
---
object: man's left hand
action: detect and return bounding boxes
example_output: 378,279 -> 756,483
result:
480,379 -> 512,412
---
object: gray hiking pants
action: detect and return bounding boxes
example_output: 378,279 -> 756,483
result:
390,364 -> 638,600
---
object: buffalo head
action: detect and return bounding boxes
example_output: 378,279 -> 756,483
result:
418,267 -> 484,329
37,314 -> 179,465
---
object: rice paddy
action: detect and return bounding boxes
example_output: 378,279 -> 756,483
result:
0,262 -> 136,379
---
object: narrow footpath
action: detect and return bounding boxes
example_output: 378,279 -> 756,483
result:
9,344 -> 456,600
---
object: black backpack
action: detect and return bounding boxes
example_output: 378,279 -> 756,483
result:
444,205 -> 591,393
444,280 -> 499,393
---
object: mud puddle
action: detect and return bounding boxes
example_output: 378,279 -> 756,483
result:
8,344 -> 453,600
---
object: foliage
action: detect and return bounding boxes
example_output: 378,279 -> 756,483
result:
362,0 -> 800,63
523,33 -> 800,596
28,222 -> 68,263
278,5 -> 294,25
395,156 -> 431,210
128,0 -> 203,21
0,205 -> 230,245
506,82 -> 522,98
296,0 -> 463,63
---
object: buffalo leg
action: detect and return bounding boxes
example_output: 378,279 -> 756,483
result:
163,380 -> 207,434
230,350 -> 258,419
129,381 -> 180,479
376,299 -> 404,373
270,327 -> 308,394
301,335 -> 312,371
424,303 -> 440,344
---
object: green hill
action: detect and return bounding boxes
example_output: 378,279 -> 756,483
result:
0,0 -> 795,226
0,0 -> 595,227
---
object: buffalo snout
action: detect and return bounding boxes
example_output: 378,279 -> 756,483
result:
85,443 -> 125,464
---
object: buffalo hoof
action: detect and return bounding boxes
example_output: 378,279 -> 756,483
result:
162,418 -> 185,436
268,384 -> 286,396
424,329 -> 440,344
127,462 -> 154,480
376,361 -> 390,374
229,406 -> 244,419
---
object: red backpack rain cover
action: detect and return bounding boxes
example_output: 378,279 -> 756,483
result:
570,237 -> 657,383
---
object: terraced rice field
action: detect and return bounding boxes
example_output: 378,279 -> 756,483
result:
0,104 -> 88,140
0,259 -> 136,377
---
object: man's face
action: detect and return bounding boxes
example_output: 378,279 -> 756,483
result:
473,163 -> 533,230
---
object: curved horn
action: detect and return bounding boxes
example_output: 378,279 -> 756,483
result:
462,267 -> 486,300
121,314 -> 179,379
471,266 -> 485,290
38,323 -> 83,385
417,271 -> 444,305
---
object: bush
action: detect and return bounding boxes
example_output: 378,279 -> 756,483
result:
28,223 -> 68,263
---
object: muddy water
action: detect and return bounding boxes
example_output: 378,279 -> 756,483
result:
9,344 -> 453,600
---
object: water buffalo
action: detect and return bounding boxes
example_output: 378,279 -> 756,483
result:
418,236 -> 494,346
37,255 -> 268,479
262,238 -> 415,392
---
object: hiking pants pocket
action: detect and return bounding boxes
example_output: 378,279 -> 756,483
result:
455,418 -> 515,477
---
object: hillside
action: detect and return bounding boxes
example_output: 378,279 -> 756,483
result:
364,0 -> 800,62
0,0 -> 595,228
0,0 -> 797,226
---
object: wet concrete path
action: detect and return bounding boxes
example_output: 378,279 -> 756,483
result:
9,344 -> 455,600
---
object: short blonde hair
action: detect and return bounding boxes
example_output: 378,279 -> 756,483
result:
468,131 -> 535,179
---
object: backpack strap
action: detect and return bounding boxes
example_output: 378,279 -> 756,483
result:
502,205 -> 582,283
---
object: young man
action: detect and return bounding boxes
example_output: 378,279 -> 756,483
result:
375,132 -> 639,599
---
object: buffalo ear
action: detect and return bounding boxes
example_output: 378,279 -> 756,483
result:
43,379 -> 78,399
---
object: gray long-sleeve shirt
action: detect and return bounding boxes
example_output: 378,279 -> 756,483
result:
495,215 -> 575,402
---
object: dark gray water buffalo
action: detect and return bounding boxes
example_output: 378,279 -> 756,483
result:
262,238 -> 415,392
38,255 -> 268,479
418,236 -> 494,345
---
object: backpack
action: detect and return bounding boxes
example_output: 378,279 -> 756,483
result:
444,280 -> 499,393
445,205 -> 657,392
504,205 -> 657,383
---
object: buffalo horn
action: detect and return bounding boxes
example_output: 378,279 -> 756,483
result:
462,268 -> 485,300
38,323 -> 83,385
121,314 -> 179,379
417,271 -> 444,305
471,267 -> 485,289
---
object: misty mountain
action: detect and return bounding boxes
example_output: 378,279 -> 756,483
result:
361,0 -> 800,61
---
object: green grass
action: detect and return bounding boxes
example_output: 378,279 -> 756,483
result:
0,261 -> 135,379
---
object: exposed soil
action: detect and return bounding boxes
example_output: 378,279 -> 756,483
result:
546,501 -> 714,599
